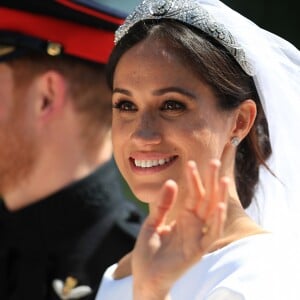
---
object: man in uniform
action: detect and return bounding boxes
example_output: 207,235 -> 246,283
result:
0,1 -> 143,299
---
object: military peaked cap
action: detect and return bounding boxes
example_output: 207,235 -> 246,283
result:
0,0 -> 139,63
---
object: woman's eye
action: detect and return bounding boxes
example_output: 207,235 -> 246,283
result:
113,100 -> 137,112
161,100 -> 185,111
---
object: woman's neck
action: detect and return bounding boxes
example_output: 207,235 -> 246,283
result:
209,199 -> 267,252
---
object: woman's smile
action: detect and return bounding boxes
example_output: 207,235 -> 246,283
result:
129,154 -> 178,173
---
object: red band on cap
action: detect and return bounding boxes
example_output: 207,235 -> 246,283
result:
0,7 -> 118,64
56,0 -> 124,26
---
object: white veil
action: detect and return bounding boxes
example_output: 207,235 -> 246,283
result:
117,0 -> 300,242
198,0 -> 300,242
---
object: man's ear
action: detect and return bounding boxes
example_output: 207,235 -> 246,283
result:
35,70 -> 68,121
230,99 -> 257,141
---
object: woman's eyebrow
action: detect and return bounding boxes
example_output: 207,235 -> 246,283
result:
112,88 -> 132,96
152,87 -> 197,100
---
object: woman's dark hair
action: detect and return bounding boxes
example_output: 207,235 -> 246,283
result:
107,19 -> 272,208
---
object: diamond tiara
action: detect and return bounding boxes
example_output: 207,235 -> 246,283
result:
115,0 -> 254,76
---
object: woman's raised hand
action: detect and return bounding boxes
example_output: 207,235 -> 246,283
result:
132,159 -> 230,300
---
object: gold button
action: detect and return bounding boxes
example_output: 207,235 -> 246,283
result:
47,42 -> 62,56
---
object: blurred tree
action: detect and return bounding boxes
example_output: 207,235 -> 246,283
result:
223,0 -> 299,48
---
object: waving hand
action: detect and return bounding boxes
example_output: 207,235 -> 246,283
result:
132,157 -> 230,300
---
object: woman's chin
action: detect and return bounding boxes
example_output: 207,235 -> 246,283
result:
133,187 -> 161,204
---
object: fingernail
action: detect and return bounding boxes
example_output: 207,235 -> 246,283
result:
210,159 -> 221,167
187,160 -> 197,170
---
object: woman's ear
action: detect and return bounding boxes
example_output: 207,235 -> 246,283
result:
34,70 -> 68,121
230,99 -> 257,142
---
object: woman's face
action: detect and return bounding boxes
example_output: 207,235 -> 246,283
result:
112,37 -> 236,203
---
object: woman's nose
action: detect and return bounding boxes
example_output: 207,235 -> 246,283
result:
131,112 -> 162,145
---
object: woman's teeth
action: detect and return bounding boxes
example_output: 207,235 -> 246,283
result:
134,157 -> 171,168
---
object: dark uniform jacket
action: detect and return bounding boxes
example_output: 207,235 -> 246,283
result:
0,159 -> 144,300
